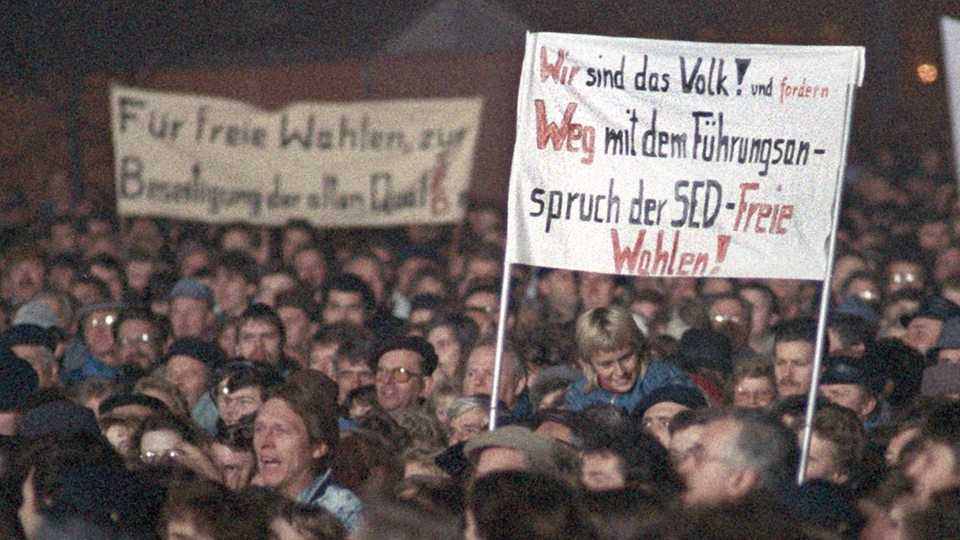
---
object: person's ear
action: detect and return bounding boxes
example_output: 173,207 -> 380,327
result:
421,375 -> 435,398
728,467 -> 758,499
861,394 -> 878,419
311,441 -> 329,460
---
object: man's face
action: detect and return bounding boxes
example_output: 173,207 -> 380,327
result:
213,270 -> 254,316
903,317 -> 944,354
210,441 -> 255,491
292,249 -> 327,289
83,310 -> 118,360
396,257 -> 430,296
587,346 -> 638,394
179,252 -> 211,278
773,340 -> 814,397
281,229 -> 313,265
886,261 -> 924,294
255,273 -> 297,307
709,298 -> 749,351
579,272 -> 616,310
668,424 -> 705,464
322,290 -> 366,326
375,349 -> 428,412
677,418 -> 747,506
71,282 -> 105,307
308,342 -> 338,379
277,306 -> 315,352
581,451 -> 625,492
125,259 -> 155,293
88,264 -> 124,301
918,221 -> 950,253
539,269 -> 579,310
254,398 -> 325,498
819,383 -> 876,420
217,384 -> 263,425
117,319 -> 161,369
164,355 -> 210,407
642,401 -> 689,447
739,288 -> 775,339
733,376 -> 777,409
427,325 -> 461,383
448,407 -> 488,445
801,432 -> 845,484
463,291 -> 500,336
904,439 -> 960,503
462,345 -> 523,408
8,259 -> 44,304
343,257 -> 385,304
169,296 -> 213,339
335,358 -> 374,403
236,319 -> 284,364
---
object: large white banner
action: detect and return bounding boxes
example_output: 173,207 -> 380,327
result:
943,17 -> 960,188
110,85 -> 482,227
506,33 -> 864,280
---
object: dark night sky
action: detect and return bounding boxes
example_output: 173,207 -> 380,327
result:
2,0 -> 959,146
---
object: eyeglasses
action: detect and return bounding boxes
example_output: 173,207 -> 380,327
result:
87,314 -> 117,327
375,366 -> 422,383
119,333 -> 156,347
711,314 -> 743,325
465,305 -> 497,315
140,448 -> 179,464
890,273 -> 918,285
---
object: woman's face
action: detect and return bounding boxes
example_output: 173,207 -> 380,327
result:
587,347 -> 639,393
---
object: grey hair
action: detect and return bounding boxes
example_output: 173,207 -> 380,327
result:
446,396 -> 489,423
721,408 -> 797,494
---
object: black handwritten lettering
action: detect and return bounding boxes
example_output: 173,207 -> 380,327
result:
528,179 -> 621,233
633,55 -> 670,92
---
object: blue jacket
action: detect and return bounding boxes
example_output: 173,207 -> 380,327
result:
564,359 -> 693,414
296,469 -> 363,532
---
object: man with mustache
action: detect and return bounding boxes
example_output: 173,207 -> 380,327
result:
772,318 -> 820,398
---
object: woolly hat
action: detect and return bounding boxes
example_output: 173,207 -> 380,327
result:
0,350 -> 39,410
819,355 -> 883,395
168,277 -> 214,304
633,384 -> 708,418
677,327 -> 733,375
13,299 -> 63,330
18,399 -> 100,438
1,323 -> 59,353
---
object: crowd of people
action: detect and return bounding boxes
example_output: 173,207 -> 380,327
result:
0,141 -> 960,539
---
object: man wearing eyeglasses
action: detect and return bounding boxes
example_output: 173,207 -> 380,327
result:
373,335 -> 438,415
676,408 -> 794,507
706,292 -> 752,360
113,308 -> 166,370
61,301 -> 126,387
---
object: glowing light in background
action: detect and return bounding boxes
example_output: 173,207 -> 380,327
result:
917,63 -> 938,83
